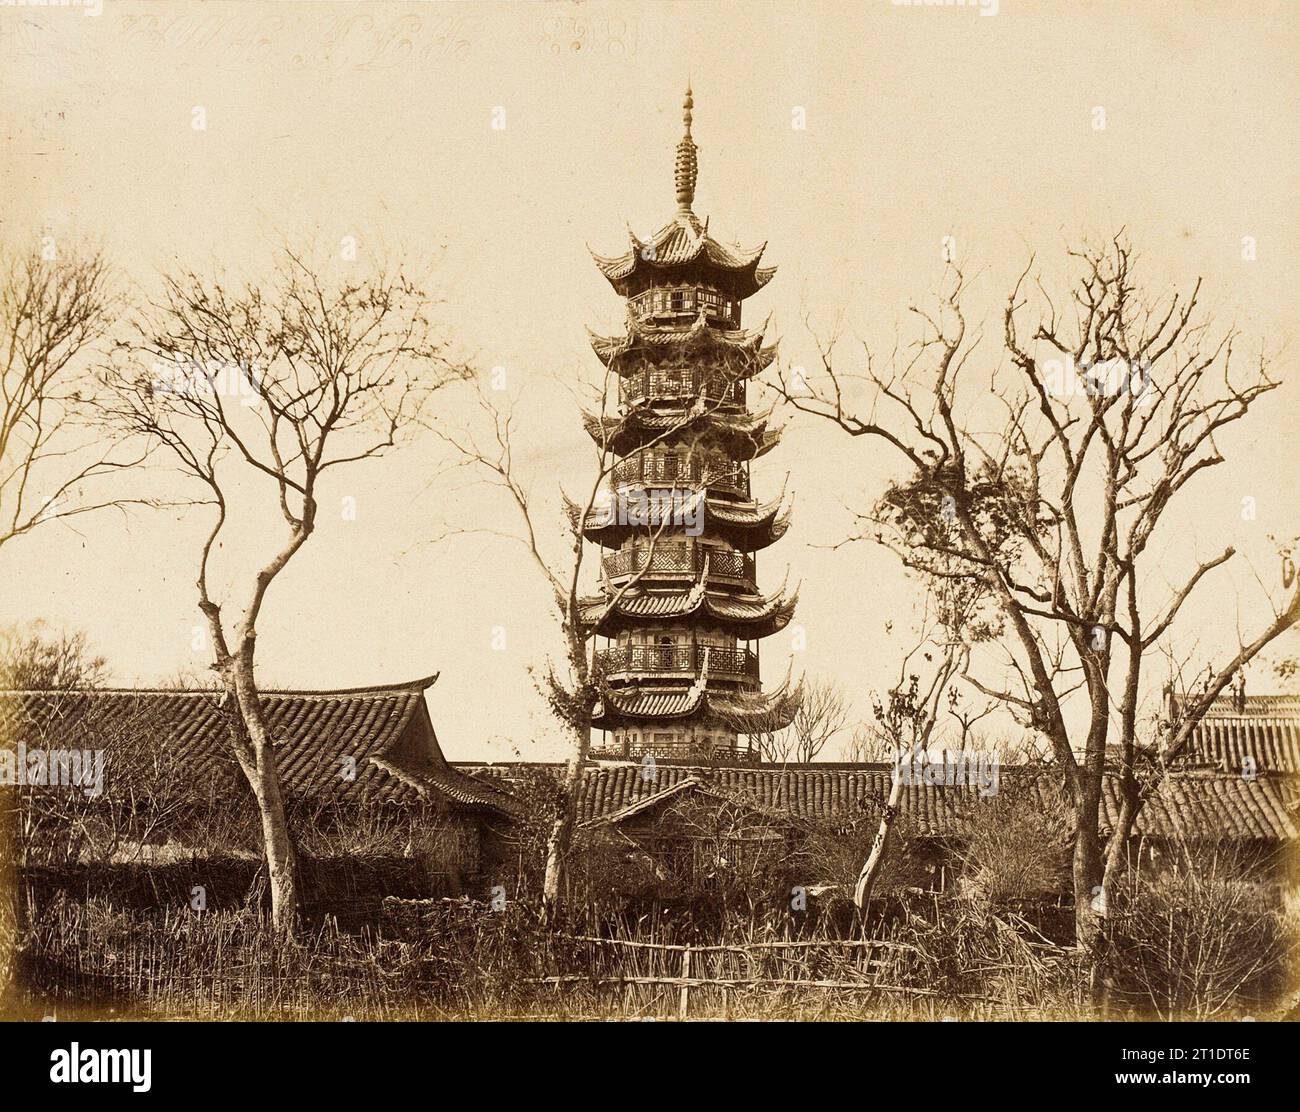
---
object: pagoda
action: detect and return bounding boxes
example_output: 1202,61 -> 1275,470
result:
577,87 -> 802,764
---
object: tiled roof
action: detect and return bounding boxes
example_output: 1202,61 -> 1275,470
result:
580,573 -> 798,638
1169,694 -> 1300,775
459,763 -> 1299,842
592,670 -> 803,733
0,678 -> 516,813
706,481 -> 790,526
572,484 -> 792,552
1179,693 -> 1300,717
1106,772 -> 1297,842
580,406 -> 780,459
588,315 -> 778,373
590,212 -> 775,298
1180,715 -> 1300,776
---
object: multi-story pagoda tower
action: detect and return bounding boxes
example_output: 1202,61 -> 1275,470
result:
578,87 -> 801,764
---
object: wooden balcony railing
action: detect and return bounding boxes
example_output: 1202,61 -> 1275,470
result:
612,452 -> 747,497
598,644 -> 759,680
602,544 -> 755,583
619,368 -> 745,408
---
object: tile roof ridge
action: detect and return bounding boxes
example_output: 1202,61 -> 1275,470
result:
367,754 -> 432,800
0,673 -> 441,699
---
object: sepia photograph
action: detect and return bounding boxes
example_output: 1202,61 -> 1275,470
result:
1,0 -> 1297,1086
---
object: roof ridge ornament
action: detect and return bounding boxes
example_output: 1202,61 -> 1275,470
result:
674,84 -> 698,213
686,553 -> 710,608
690,646 -> 711,699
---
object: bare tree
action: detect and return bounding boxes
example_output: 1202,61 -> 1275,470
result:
0,243 -> 152,550
97,247 -> 466,934
0,622 -> 109,1005
0,621 -> 108,691
754,675 -> 848,763
839,725 -> 892,763
776,235 -> 1300,950
434,369 -> 746,923
0,631 -> 224,872
851,581 -> 983,911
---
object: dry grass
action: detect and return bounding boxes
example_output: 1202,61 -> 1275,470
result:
3,891 -> 1084,1021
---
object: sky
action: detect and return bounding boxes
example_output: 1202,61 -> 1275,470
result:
2,0 -> 1298,761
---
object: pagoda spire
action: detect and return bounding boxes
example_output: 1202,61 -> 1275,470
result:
674,84 -> 698,212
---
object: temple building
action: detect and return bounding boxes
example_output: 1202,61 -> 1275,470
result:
577,88 -> 802,764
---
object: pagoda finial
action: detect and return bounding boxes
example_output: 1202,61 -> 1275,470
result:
674,84 -> 698,212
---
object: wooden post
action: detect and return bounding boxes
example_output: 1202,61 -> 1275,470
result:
679,946 -> 691,1020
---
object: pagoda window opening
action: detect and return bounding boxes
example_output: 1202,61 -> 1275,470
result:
699,288 -> 728,321
633,284 -> 740,323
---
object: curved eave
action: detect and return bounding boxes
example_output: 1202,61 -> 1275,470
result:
749,427 -> 782,461
587,328 -> 628,366
581,582 -> 799,638
591,674 -> 804,732
581,407 -> 780,458
599,257 -> 772,300
592,669 -> 711,728
573,485 -> 792,551
706,479 -> 794,551
755,343 -> 779,373
707,586 -> 799,637
589,247 -> 634,280
710,670 -> 805,733
587,314 -> 776,372
591,214 -> 770,294
592,687 -> 702,729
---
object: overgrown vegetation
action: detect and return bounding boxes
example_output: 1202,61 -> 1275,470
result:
2,629 -> 1293,1021
16,843 -> 1286,1021
7,771 -> 1290,1021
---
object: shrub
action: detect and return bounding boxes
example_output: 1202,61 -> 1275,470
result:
951,770 -> 1072,908
1105,846 -> 1292,1019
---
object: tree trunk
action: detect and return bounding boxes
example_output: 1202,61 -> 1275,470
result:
1102,792 -> 1138,893
1072,689 -> 1111,962
540,807 -> 574,925
1071,818 -> 1105,945
0,783 -> 17,1009
227,652 -> 300,937
854,767 -> 905,912
1072,795 -> 1109,1004
250,767 -> 299,936
540,724 -> 590,926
